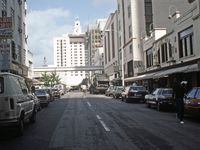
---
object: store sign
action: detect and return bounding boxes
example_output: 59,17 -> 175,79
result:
0,17 -> 12,28
0,43 -> 11,70
0,17 -> 13,39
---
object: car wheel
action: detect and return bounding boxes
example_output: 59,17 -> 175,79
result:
125,97 -> 129,103
147,103 -> 151,108
17,115 -> 24,136
30,108 -> 36,123
157,102 -> 161,111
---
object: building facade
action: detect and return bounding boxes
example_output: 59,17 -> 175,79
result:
0,0 -> 29,77
125,0 -> 200,92
104,11 -> 120,85
105,0 -> 192,86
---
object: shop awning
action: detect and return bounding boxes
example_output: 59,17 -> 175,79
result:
124,72 -> 155,82
124,64 -> 199,82
153,64 -> 199,79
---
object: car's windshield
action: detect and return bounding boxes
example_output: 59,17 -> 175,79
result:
35,90 -> 46,95
130,86 -> 146,91
162,89 -> 173,95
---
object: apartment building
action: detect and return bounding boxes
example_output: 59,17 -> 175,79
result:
53,19 -> 87,86
0,0 -> 29,77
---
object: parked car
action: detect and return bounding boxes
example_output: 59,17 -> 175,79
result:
45,88 -> 55,101
52,88 -> 61,99
28,93 -> 41,112
121,85 -> 148,103
35,89 -> 50,107
105,86 -> 114,96
113,86 -> 124,99
0,73 -> 36,135
145,88 -> 175,111
184,87 -> 200,116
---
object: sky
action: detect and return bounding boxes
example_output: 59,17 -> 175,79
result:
27,0 -> 117,67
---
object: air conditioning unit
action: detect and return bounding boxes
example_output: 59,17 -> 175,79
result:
2,10 -> 7,17
168,57 -> 176,62
154,62 -> 160,67
18,28 -> 22,33
18,0 -> 22,5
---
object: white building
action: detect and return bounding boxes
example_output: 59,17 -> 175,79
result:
0,0 -> 29,77
104,11 -> 120,84
53,19 -> 86,86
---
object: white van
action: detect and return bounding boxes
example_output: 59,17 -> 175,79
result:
0,73 -> 36,135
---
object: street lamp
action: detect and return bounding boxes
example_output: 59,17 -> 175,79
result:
104,29 -> 124,86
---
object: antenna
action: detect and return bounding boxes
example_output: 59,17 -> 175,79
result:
43,57 -> 47,66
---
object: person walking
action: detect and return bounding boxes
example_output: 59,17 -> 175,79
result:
173,79 -> 187,124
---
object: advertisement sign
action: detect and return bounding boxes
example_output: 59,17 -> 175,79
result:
0,17 -> 13,39
0,43 -> 11,70
0,17 -> 12,28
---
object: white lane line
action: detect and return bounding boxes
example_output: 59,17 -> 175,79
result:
96,115 -> 110,132
87,102 -> 92,107
96,115 -> 101,120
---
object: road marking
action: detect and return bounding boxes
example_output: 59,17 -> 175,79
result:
96,115 -> 101,120
96,115 -> 110,132
87,102 -> 91,107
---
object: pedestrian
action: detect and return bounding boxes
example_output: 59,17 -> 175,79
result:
172,79 -> 187,124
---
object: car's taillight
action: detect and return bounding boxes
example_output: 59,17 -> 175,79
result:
10,98 -> 14,110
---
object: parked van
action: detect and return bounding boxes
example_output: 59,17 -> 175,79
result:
0,73 -> 36,135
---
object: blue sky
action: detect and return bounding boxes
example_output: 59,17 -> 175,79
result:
27,0 -> 116,67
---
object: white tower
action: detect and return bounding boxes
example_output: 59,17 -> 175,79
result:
73,17 -> 82,34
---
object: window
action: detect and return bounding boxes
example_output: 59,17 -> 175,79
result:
129,25 -> 132,38
178,26 -> 194,58
118,3 -> 120,13
111,23 -> 115,58
146,47 -> 153,68
161,43 -> 168,63
0,77 -> 4,94
129,44 -> 132,54
128,4 -> 131,18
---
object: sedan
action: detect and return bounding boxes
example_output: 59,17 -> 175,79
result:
121,85 -> 148,103
145,88 -> 175,111
184,87 -> 200,116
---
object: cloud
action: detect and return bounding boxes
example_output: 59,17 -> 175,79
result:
27,8 -> 73,67
92,0 -> 116,6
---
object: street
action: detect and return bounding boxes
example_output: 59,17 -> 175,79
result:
0,92 -> 200,150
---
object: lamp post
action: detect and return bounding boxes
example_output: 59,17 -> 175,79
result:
104,29 -> 124,86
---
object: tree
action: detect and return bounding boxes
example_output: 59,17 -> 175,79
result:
50,72 -> 61,86
41,72 -> 51,87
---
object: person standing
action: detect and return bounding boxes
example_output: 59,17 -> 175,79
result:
173,79 -> 187,124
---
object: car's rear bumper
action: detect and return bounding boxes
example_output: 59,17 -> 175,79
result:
0,118 -> 19,127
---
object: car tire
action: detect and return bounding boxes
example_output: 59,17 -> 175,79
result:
17,115 -> 24,136
157,102 -> 161,111
125,97 -> 129,103
147,103 -> 151,108
30,108 -> 36,123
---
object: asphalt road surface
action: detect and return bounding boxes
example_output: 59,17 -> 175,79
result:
0,91 -> 200,150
